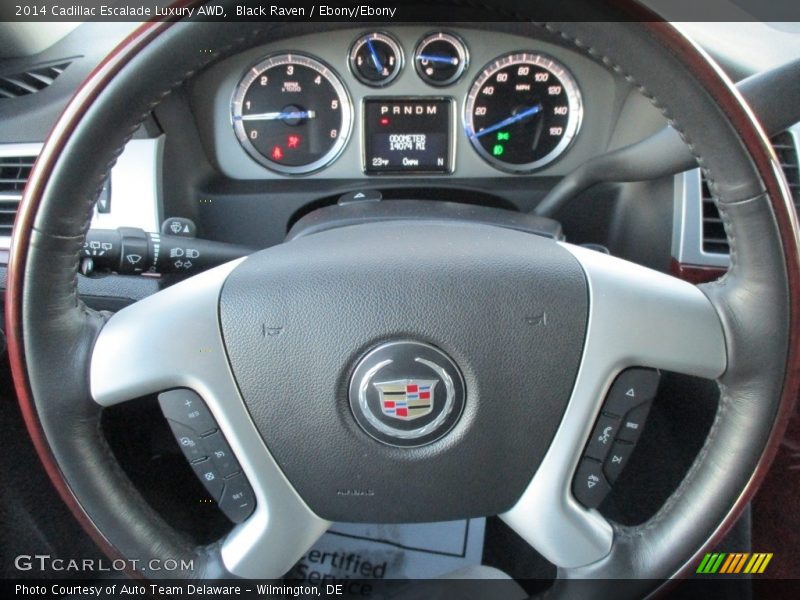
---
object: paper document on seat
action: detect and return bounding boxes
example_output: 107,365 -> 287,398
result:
286,518 -> 486,581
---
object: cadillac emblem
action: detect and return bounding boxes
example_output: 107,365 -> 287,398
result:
375,380 -> 438,421
348,341 -> 465,447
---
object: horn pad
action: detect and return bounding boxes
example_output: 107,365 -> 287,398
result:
219,221 -> 588,522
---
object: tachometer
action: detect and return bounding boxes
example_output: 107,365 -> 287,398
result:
231,53 -> 352,175
464,53 -> 582,172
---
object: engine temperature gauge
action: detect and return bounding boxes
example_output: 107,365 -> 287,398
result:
414,32 -> 468,86
349,32 -> 403,87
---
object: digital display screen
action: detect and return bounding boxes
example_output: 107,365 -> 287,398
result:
363,98 -> 453,174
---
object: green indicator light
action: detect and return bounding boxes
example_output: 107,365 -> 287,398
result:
492,145 -> 504,156
497,131 -> 510,141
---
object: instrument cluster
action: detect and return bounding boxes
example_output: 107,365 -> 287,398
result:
218,28 -> 592,179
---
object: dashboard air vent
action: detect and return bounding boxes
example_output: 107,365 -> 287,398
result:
702,131 -> 800,254
700,176 -> 728,254
0,61 -> 71,99
0,155 -> 36,236
772,131 -> 800,205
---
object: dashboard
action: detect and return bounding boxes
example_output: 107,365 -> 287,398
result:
0,21 -> 795,277
0,23 -> 675,264
190,26 -> 646,181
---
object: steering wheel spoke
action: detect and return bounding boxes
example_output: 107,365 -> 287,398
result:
562,243 -> 727,379
91,261 -> 244,405
90,261 -> 329,578
502,244 -> 727,569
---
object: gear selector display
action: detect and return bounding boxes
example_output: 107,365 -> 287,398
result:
363,98 -> 453,174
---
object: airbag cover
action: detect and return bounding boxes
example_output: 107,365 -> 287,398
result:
219,221 -> 588,522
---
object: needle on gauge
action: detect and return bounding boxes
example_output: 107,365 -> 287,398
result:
417,53 -> 459,66
471,104 -> 543,139
366,39 -> 384,72
238,110 -> 317,121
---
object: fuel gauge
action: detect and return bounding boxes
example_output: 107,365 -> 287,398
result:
349,32 -> 403,87
414,32 -> 468,87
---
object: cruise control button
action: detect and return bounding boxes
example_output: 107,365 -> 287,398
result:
191,459 -> 224,500
604,440 -> 635,483
158,389 -> 217,436
166,419 -> 207,463
584,414 -> 621,461
202,430 -> 241,478
218,473 -> 256,523
617,402 -> 652,443
572,458 -> 611,509
604,368 -> 660,417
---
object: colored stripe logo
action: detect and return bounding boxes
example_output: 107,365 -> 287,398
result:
696,552 -> 773,574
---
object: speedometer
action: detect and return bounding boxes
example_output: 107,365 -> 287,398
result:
231,53 -> 352,175
464,53 -> 582,172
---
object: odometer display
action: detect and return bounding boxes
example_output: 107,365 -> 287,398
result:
363,98 -> 453,174
465,53 -> 582,172
231,54 -> 352,175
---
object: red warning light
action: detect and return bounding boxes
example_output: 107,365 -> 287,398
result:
379,117 -> 390,126
287,134 -> 301,149
271,146 -> 284,161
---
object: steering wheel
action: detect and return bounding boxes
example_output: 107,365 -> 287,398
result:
7,3 -> 800,596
